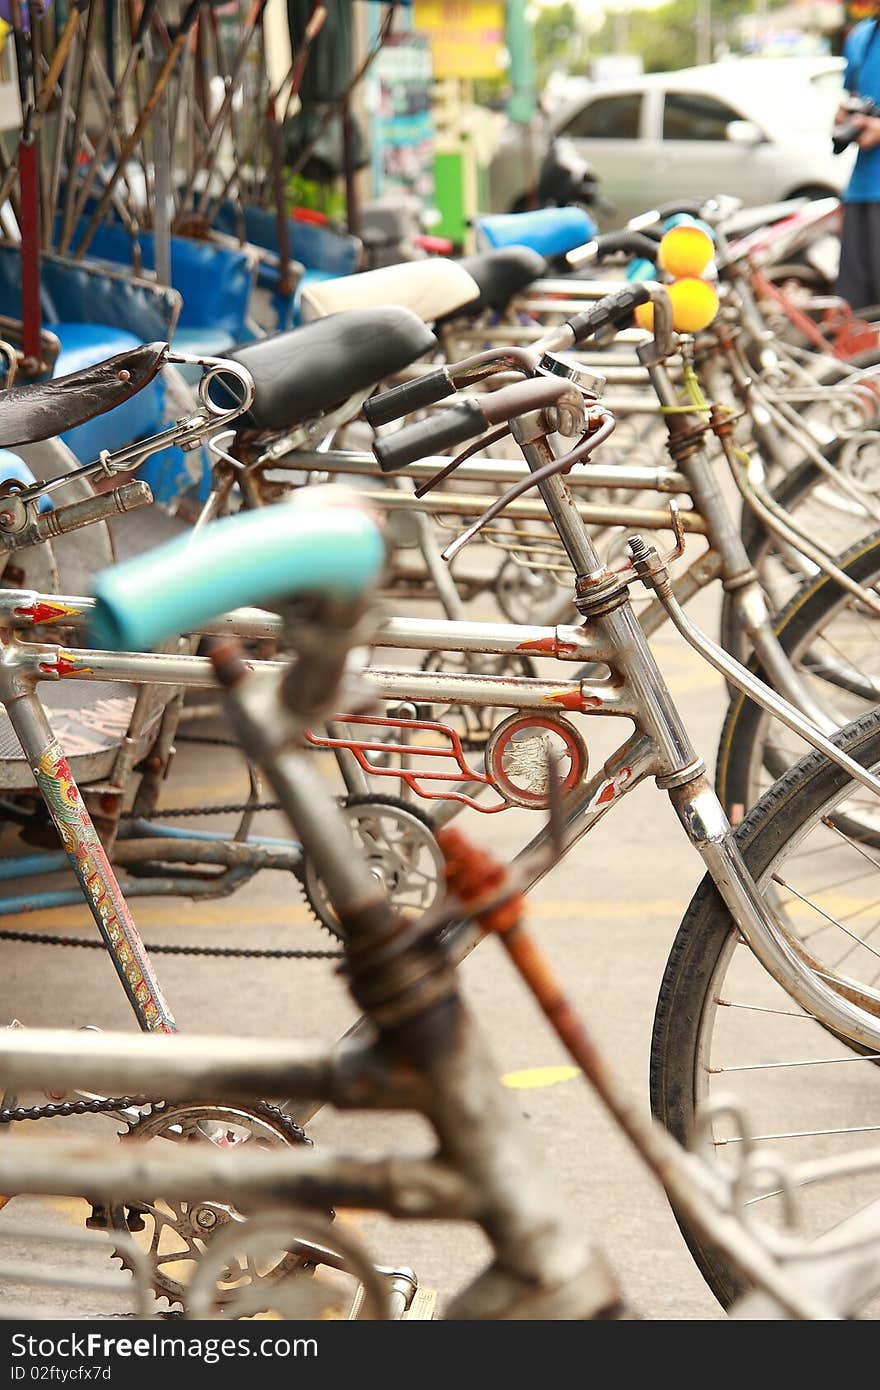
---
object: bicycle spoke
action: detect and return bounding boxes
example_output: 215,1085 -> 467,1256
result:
770,873 -> 880,962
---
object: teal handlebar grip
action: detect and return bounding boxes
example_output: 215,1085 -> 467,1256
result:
90,503 -> 386,651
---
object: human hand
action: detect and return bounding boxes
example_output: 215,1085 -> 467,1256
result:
856,115 -> 880,149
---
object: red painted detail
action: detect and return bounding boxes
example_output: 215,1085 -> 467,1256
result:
305,713 -> 509,813
415,234 -> 454,255
516,636 -> 578,658
596,767 -> 633,805
831,318 -> 880,362
292,207 -> 328,225
18,138 -> 42,361
14,600 -> 80,626
542,688 -> 602,712
488,715 -> 587,809
38,653 -> 90,678
751,271 -> 829,354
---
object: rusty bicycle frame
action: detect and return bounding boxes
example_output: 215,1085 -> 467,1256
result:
0,276 -> 879,1043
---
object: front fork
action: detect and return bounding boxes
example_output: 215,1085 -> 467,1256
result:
0,651 -> 176,1033
601,591 -> 880,1052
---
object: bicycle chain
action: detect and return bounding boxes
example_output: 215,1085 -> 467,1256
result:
0,1094 -> 149,1125
0,928 -> 343,961
120,733 -> 276,818
0,1094 -> 310,1143
118,801 -> 282,819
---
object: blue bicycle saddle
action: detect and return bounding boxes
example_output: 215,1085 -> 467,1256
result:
476,207 -> 597,259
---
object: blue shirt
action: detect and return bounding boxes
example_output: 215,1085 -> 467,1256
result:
845,18 -> 880,201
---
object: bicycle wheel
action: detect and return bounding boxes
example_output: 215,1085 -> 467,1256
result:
652,708 -> 880,1311
716,528 -> 880,822
732,435 -> 877,628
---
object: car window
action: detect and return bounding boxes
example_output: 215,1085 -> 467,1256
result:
662,91 -> 744,141
561,92 -> 642,140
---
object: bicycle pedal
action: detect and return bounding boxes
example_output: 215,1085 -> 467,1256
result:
402,1287 -> 437,1319
348,1267 -> 435,1320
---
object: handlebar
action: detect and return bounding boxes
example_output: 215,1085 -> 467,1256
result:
364,368 -> 455,429
626,199 -> 724,234
563,282 -> 652,344
373,399 -> 489,473
89,501 -> 386,652
370,283 -> 667,475
656,200 -> 707,221
372,376 -> 579,474
567,230 -> 661,270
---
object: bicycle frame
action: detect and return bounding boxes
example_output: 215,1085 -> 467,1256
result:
9,382 -> 880,1057
0,562 -> 877,1319
0,606 -> 868,1322
4,300 -> 880,1048
273,352 -> 856,746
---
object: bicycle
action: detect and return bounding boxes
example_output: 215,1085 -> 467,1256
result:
2,493 -> 879,1318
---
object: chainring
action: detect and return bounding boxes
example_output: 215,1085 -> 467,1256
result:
301,794 -> 445,941
96,1100 -> 315,1312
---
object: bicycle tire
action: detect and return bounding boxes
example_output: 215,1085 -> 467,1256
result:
651,706 -> 880,1309
716,527 -> 880,821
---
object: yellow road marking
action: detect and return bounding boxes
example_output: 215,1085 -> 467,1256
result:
37,1195 -> 92,1224
24,900 -> 313,930
20,896 -> 682,932
502,1065 -> 580,1090
15,893 -> 878,934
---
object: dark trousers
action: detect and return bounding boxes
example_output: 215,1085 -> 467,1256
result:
836,200 -> 880,310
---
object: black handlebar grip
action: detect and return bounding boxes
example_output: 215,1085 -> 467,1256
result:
373,399 -> 489,473
593,231 -> 663,262
565,283 -> 652,345
364,369 -> 455,428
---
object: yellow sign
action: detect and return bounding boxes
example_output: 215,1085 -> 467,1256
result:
414,1 -> 506,80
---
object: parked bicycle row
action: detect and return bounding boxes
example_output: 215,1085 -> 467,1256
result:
3,187 -> 880,1318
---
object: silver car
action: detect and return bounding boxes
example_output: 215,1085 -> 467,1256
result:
551,56 -> 853,227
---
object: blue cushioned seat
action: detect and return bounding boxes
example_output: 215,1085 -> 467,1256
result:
0,244 -> 196,501
82,223 -> 255,358
476,207 -> 597,259
213,203 -> 361,326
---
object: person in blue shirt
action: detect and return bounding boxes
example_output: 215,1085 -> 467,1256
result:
837,9 -> 880,309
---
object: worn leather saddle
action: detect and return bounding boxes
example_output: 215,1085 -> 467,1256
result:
0,341 -> 167,451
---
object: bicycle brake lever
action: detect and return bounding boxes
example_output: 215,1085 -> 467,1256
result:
662,498 -> 687,566
412,424 -> 513,499
440,410 -> 615,564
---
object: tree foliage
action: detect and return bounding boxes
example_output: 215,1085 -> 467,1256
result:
533,1 -> 579,81
533,0 -> 795,78
593,0 -> 706,73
